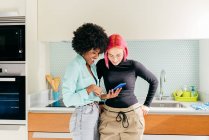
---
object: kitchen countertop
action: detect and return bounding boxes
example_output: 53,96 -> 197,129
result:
28,90 -> 209,115
28,90 -> 75,113
29,100 -> 75,113
29,100 -> 209,115
148,100 -> 209,115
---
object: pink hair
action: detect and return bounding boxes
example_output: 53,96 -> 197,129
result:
104,34 -> 128,68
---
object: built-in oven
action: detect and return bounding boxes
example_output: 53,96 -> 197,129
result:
0,76 -> 25,120
0,16 -> 25,61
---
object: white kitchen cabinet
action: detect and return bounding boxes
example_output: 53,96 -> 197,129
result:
0,125 -> 26,140
38,0 -> 209,42
199,40 -> 209,102
0,0 -> 26,16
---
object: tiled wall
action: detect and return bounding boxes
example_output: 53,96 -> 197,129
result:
49,40 -> 199,97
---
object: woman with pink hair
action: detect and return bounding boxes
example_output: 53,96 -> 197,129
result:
96,34 -> 158,140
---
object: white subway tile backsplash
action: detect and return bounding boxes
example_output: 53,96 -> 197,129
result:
49,40 -> 199,97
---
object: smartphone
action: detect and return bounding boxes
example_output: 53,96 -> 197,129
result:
113,83 -> 126,91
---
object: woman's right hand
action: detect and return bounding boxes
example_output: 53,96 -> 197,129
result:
100,88 -> 121,99
141,105 -> 150,115
86,84 -> 102,96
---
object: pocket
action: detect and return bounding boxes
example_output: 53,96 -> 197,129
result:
138,118 -> 144,128
83,106 -> 94,114
94,103 -> 99,112
99,112 -> 108,131
82,106 -> 99,126
99,119 -> 108,132
134,108 -> 145,129
99,112 -> 105,126
69,113 -> 76,132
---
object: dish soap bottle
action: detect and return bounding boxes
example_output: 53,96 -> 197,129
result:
190,86 -> 196,97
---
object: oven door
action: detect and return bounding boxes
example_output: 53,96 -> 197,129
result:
0,76 -> 25,120
0,25 -> 25,61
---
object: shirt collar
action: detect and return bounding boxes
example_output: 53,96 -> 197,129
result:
76,54 -> 86,65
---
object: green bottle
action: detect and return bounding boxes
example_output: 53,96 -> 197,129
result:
190,86 -> 196,97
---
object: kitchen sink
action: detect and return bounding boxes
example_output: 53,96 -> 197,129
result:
151,102 -> 186,108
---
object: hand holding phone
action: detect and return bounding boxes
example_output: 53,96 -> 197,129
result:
113,83 -> 126,90
101,83 -> 125,99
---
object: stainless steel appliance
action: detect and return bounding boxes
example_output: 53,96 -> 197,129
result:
0,62 -> 26,125
0,75 -> 25,120
0,16 -> 26,124
0,16 -> 25,61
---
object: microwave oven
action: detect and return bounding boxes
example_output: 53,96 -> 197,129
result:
0,25 -> 25,61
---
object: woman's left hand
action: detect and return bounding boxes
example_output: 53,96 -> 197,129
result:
141,105 -> 150,115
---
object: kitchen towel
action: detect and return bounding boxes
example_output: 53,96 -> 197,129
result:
191,102 -> 209,111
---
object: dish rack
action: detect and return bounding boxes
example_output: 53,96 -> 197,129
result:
173,92 -> 198,102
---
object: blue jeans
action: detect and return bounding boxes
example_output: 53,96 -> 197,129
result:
70,103 -> 99,140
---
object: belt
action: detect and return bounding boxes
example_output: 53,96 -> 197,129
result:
103,106 -> 141,128
84,101 -> 99,106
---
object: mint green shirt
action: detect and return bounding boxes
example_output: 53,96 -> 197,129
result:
62,55 -> 101,107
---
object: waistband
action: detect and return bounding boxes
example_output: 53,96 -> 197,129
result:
104,102 -> 141,113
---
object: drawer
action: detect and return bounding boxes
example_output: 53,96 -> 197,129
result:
28,113 -> 71,132
144,114 -> 209,135
28,132 -> 72,140
29,132 -> 72,140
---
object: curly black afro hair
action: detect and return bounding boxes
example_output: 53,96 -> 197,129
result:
72,23 -> 108,55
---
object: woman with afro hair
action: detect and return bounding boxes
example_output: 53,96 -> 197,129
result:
62,23 -> 121,140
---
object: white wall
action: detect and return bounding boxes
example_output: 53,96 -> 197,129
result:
199,40 -> 209,102
26,0 -> 50,94
0,0 -> 25,16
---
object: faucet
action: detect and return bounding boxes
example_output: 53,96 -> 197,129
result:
159,70 -> 166,100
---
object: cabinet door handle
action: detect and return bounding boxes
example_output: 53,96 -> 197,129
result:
0,78 -> 15,81
32,132 -> 72,138
0,125 -> 20,130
